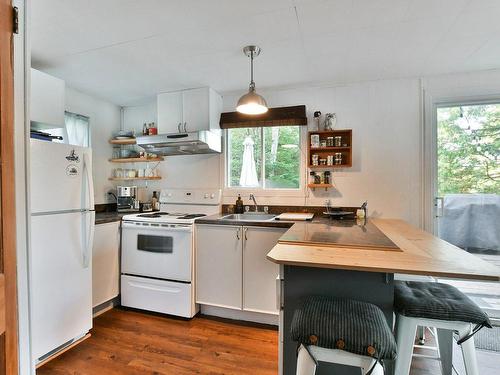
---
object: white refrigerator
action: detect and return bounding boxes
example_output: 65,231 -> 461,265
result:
30,139 -> 95,363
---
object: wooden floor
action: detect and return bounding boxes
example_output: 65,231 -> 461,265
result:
38,308 -> 499,375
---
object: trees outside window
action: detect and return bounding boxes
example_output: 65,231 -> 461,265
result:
227,126 -> 301,189
437,104 -> 499,196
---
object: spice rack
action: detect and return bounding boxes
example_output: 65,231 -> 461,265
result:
307,130 -> 352,191
308,130 -> 352,169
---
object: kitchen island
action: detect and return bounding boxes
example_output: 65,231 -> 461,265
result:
267,218 -> 500,375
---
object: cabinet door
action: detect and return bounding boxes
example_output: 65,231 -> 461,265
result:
157,91 -> 183,133
30,68 -> 65,128
243,226 -> 287,314
196,224 -> 242,309
182,87 -> 209,132
92,221 -> 120,307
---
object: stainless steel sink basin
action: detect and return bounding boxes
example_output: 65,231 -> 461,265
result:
221,213 -> 276,221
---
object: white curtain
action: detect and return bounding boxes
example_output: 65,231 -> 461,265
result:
64,112 -> 90,147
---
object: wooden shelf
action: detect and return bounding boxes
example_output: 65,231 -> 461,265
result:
108,176 -> 162,181
109,138 -> 136,145
308,183 -> 333,191
109,157 -> 163,163
308,164 -> 349,169
308,129 -> 353,169
310,146 -> 351,151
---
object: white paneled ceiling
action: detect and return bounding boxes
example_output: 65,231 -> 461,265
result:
31,0 -> 500,105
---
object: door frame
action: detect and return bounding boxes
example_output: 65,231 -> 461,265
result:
423,92 -> 500,234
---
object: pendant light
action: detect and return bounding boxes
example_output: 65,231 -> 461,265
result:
236,45 -> 268,115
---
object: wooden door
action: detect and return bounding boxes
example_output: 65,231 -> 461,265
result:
0,1 -> 19,373
195,224 -> 242,309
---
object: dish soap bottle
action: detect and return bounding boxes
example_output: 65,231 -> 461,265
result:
235,194 -> 244,214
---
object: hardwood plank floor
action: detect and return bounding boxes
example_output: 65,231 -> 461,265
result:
37,308 -> 499,375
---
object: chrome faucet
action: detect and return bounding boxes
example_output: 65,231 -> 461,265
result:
249,194 -> 258,212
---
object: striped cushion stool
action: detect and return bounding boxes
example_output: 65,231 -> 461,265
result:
291,296 -> 397,375
394,281 -> 492,375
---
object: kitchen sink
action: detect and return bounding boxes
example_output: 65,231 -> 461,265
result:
221,213 -> 276,221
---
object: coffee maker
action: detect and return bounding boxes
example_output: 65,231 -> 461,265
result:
117,186 -> 139,212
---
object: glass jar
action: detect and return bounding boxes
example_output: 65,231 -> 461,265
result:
334,136 -> 342,147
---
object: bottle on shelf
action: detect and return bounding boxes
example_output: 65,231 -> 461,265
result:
143,123 -> 148,136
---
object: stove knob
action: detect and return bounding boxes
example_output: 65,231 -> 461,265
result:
210,193 -> 215,199
204,193 -> 209,199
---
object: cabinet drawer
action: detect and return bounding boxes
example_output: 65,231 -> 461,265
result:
121,275 -> 194,318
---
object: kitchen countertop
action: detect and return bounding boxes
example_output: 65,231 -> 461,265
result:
95,211 -> 126,225
267,218 -> 500,281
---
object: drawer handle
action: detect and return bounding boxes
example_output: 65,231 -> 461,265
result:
128,282 -> 181,294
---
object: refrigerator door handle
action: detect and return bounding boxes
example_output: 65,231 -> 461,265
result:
82,211 -> 95,268
83,151 -> 94,209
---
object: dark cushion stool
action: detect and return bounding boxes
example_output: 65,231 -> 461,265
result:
395,281 -> 491,328
291,295 -> 397,361
394,281 -> 491,375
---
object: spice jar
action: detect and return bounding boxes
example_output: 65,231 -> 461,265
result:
334,153 -> 343,165
312,154 -> 319,166
309,171 -> 316,184
324,171 -> 331,184
319,158 -> 327,165
334,136 -> 342,147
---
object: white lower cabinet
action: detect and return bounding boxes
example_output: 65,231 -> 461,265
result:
196,224 -> 242,309
92,221 -> 120,308
196,224 -> 286,315
243,226 -> 286,314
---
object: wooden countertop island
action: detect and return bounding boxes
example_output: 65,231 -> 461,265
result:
268,218 -> 500,375
268,218 -> 500,281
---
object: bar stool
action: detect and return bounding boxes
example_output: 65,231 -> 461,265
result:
291,296 -> 397,375
394,281 -> 492,375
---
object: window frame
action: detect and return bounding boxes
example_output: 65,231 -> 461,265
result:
222,125 -> 307,198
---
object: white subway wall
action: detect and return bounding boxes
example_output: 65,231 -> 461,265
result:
65,87 -> 121,204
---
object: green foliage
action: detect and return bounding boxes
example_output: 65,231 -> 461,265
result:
437,104 -> 500,195
227,126 -> 300,189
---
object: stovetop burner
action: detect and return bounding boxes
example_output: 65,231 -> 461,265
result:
135,212 -> 206,220
177,214 -> 206,220
137,212 -> 170,218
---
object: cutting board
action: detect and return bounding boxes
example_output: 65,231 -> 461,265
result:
275,212 -> 315,221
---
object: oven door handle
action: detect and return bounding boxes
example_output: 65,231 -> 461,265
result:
121,222 -> 192,232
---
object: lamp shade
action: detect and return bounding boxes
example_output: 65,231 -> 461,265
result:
236,89 -> 268,115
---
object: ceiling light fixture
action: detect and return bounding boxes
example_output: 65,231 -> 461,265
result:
236,45 -> 268,115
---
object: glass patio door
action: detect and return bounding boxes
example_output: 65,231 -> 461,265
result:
435,103 -> 500,320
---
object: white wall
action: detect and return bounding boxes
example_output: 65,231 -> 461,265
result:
222,79 -> 423,225
65,88 -> 121,204
121,70 -> 500,226
121,102 -> 221,202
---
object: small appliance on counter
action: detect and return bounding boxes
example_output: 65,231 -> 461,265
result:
117,186 -> 139,212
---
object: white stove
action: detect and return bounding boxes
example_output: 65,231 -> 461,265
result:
120,189 -> 220,318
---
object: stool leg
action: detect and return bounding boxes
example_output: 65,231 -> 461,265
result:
460,336 -> 479,375
436,328 -> 453,375
296,345 -> 316,375
394,315 -> 417,375
417,326 -> 425,345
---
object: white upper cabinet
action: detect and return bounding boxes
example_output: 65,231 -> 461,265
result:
157,87 -> 222,134
30,68 -> 65,128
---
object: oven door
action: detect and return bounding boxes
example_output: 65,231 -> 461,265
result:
121,221 -> 193,282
